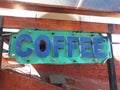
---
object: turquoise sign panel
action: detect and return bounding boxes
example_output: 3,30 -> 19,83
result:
9,28 -> 111,64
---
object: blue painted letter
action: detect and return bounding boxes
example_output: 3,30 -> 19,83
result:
34,35 -> 51,57
15,34 -> 32,57
80,37 -> 93,57
67,37 -> 78,57
53,36 -> 64,57
93,38 -> 106,57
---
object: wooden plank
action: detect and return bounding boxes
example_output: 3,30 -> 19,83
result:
3,16 -> 108,33
0,1 -> 120,17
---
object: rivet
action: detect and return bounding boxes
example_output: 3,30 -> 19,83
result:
27,60 -> 30,63
12,54 -> 15,57
73,60 -> 76,62
52,32 -> 55,35
72,32 -> 76,35
93,59 -> 98,62
52,58 -> 56,61
29,31 -> 32,34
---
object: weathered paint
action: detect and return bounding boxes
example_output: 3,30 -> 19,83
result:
9,28 -> 111,64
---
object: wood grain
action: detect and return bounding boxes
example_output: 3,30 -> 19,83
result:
3,16 -> 108,33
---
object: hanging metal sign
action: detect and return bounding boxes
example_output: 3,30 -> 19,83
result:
9,28 -> 111,64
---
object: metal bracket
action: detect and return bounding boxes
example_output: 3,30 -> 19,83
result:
49,74 -> 66,85
107,24 -> 118,90
108,24 -> 114,33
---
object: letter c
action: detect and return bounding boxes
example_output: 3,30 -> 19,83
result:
15,34 -> 32,57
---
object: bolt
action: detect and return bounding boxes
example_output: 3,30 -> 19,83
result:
27,60 -> 30,63
93,59 -> 98,62
12,54 -> 15,57
52,32 -> 55,35
29,31 -> 32,34
73,60 -> 76,62
13,37 -> 16,39
72,32 -> 76,35
52,58 -> 56,61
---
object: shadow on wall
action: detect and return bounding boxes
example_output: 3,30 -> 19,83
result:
39,12 -> 80,21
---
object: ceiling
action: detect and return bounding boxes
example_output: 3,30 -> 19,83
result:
0,0 -> 120,24
13,0 -> 120,11
81,0 -> 120,11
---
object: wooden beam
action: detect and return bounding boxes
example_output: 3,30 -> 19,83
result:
3,16 -> 108,33
0,1 -> 120,17
114,24 -> 120,34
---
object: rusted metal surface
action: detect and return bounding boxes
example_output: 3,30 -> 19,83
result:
0,70 -> 62,90
2,56 -> 120,90
0,0 -> 120,17
32,60 -> 120,90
